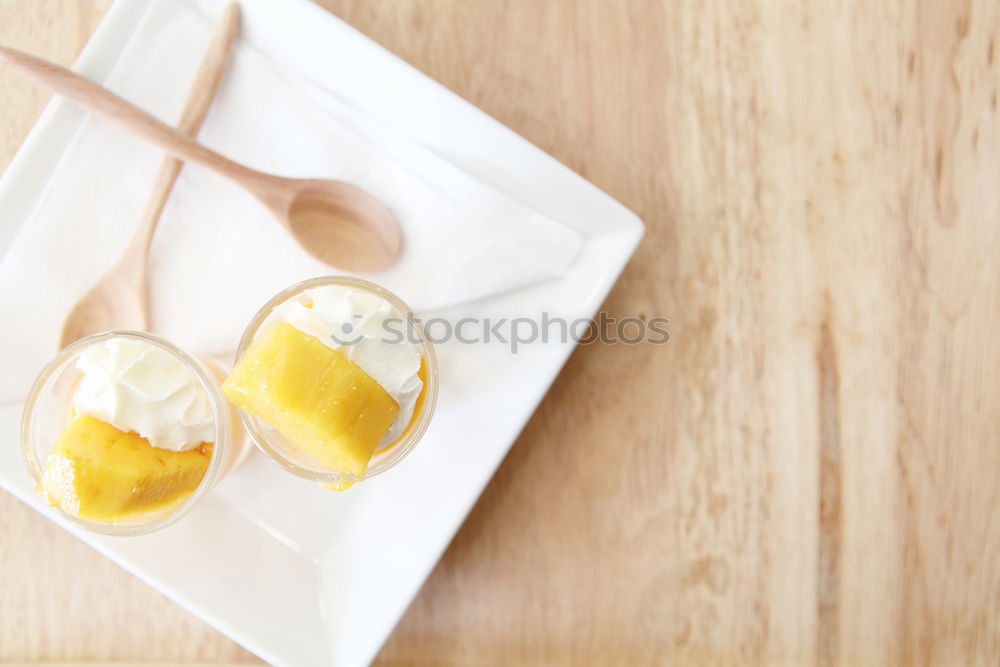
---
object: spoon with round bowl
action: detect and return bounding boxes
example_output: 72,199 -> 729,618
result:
0,46 -> 402,279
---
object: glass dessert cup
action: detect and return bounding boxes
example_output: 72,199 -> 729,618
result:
21,331 -> 246,536
230,276 -> 438,489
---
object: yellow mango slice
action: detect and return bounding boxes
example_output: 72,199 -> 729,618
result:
222,321 -> 399,479
41,415 -> 212,522
320,359 -> 431,493
374,356 -> 430,455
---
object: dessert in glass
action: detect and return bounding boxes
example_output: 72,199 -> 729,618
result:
223,276 -> 438,491
21,331 -> 246,535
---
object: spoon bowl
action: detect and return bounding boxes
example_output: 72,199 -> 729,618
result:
285,181 -> 401,271
61,269 -> 147,346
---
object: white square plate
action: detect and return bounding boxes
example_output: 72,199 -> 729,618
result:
0,0 -> 642,664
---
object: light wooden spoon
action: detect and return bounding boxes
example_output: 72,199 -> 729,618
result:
0,47 -> 401,277
58,2 -> 241,348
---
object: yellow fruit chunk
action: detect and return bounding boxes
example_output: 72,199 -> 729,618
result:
41,415 -> 212,522
222,321 -> 399,479
374,356 -> 429,455
322,359 -> 430,492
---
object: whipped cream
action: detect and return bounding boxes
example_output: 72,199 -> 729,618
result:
280,285 -> 423,446
72,338 -> 214,451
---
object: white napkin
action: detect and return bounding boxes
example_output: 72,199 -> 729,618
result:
0,0 -> 581,403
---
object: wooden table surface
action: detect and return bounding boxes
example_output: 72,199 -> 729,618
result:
3,0 -> 1000,664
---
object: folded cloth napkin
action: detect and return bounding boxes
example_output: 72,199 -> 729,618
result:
0,0 -> 581,403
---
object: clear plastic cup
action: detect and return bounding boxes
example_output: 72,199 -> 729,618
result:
21,331 -> 248,536
231,276 -> 438,489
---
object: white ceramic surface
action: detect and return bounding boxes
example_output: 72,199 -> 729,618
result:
0,0 -> 643,665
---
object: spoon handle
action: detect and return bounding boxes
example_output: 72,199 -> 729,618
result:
124,1 -> 241,265
0,44 -> 278,195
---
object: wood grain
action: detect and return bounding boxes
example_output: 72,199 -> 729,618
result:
3,0 -> 1000,665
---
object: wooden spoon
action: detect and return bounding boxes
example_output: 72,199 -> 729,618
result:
0,48 -> 401,276
58,2 -> 241,348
